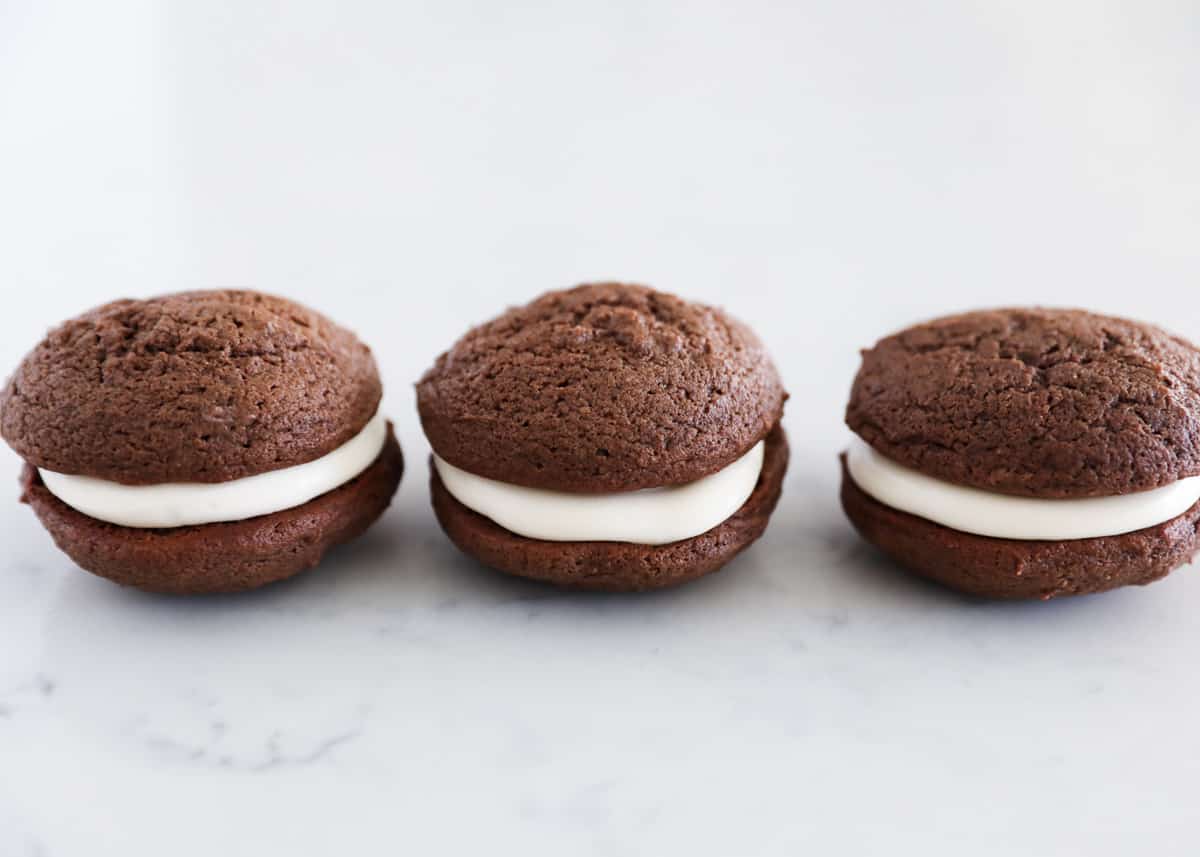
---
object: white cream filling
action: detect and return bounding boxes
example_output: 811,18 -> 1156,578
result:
846,436 -> 1200,540
39,412 -> 388,528
434,441 -> 766,545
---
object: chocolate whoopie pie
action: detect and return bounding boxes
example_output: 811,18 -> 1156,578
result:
417,283 -> 789,591
842,308 -> 1200,600
0,290 -> 403,594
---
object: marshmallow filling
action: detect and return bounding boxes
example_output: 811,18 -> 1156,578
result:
846,436 -> 1200,541
434,440 -> 766,545
39,412 -> 388,529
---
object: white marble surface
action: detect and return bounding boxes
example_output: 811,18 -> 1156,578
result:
2,2 -> 1200,854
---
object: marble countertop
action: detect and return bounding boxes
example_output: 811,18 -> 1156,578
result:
3,2 -> 1199,854
6,426 -> 1200,855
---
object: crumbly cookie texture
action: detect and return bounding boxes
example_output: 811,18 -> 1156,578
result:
846,308 -> 1200,499
418,283 -> 786,493
1,290 -> 381,484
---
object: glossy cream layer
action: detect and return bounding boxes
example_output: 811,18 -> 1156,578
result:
846,436 -> 1200,540
434,440 -> 765,545
40,412 -> 388,528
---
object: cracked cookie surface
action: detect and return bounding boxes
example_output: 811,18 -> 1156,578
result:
1,290 -> 381,484
417,283 -> 786,492
845,308 -> 1200,498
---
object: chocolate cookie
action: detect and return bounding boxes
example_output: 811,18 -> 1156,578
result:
2,290 -> 381,484
846,307 -> 1200,498
841,457 -> 1200,600
1,290 -> 403,594
433,424 -> 789,591
418,283 -> 785,492
21,435 -> 403,594
842,308 -> 1200,599
419,283 -> 788,590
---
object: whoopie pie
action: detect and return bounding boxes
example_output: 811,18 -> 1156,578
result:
842,307 -> 1200,600
417,283 -> 789,591
0,290 -> 403,594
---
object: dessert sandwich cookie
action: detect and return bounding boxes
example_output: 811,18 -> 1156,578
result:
0,290 -> 403,594
417,283 -> 789,591
842,308 -> 1200,600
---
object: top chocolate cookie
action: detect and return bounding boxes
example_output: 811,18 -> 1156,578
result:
846,308 -> 1200,498
1,290 -> 381,484
417,283 -> 786,493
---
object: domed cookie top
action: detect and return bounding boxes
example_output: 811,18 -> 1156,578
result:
846,307 -> 1200,499
417,283 -> 786,493
1,290 -> 381,484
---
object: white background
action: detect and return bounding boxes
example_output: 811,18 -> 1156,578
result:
1,2 -> 1198,854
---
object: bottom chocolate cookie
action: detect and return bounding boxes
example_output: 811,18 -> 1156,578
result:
432,425 -> 789,592
22,429 -> 405,595
840,456 -> 1200,600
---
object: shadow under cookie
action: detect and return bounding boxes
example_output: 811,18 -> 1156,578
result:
431,425 -> 789,592
22,429 -> 404,595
